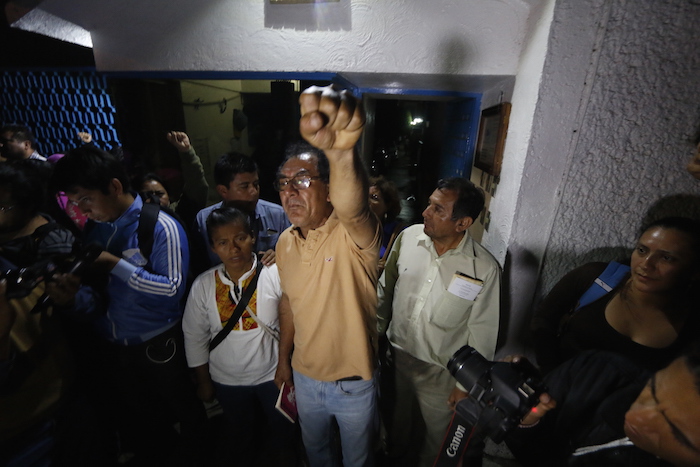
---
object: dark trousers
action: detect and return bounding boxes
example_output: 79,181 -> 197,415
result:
98,323 -> 209,466
213,380 -> 297,467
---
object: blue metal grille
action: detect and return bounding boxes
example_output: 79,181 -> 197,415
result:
0,69 -> 121,156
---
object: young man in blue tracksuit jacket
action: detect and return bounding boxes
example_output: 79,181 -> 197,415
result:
83,193 -> 186,344
51,146 -> 207,465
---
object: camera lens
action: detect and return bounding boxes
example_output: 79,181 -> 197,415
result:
447,345 -> 492,392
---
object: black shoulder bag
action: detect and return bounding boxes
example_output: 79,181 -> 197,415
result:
209,261 -> 264,351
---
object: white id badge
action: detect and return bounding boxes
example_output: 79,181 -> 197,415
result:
447,272 -> 483,301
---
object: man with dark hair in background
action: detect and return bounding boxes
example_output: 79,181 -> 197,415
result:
0,160 -> 109,465
0,124 -> 46,162
377,177 -> 501,466
193,151 -> 289,273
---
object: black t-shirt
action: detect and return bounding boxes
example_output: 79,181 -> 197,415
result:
531,262 -> 697,374
506,351 -> 671,467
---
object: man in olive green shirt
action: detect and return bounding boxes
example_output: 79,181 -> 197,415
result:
377,177 -> 501,466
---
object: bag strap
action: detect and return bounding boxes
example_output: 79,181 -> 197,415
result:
209,260 -> 264,351
575,261 -> 630,311
246,307 -> 280,342
138,200 -> 160,261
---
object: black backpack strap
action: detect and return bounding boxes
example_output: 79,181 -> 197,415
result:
138,201 -> 160,261
209,261 -> 264,352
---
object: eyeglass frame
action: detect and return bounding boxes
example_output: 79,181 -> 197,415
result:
67,194 -> 94,209
0,205 -> 15,213
273,171 -> 323,192
141,190 -> 167,199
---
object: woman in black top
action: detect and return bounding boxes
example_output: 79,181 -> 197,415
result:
531,217 -> 700,374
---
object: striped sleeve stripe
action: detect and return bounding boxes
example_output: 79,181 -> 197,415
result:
128,213 -> 182,297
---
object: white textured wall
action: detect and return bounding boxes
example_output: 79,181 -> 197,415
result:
38,0 -> 535,75
493,0 -> 700,357
12,8 -> 92,47
491,0 -> 611,356
494,0 -> 700,360
481,0 -> 556,264
539,0 -> 700,294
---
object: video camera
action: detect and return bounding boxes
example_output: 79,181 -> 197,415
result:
434,345 -> 546,466
0,244 -> 102,305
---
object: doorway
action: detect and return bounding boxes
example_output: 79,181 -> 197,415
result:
363,96 -> 479,224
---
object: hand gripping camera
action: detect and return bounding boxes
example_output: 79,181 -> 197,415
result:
0,244 -> 102,311
434,345 -> 546,466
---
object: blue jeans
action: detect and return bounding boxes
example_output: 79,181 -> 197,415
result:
293,370 -> 378,467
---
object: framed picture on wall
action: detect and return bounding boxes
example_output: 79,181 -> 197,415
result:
474,103 -> 511,177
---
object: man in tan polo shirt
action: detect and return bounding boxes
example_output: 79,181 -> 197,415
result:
273,86 -> 381,467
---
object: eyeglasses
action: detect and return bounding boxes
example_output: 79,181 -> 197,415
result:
68,195 -> 94,208
273,172 -> 322,192
142,190 -> 167,199
0,205 -> 15,213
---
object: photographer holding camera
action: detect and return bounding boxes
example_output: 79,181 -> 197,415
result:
0,160 -> 98,464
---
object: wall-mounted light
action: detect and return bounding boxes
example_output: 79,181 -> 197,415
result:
410,117 -> 424,126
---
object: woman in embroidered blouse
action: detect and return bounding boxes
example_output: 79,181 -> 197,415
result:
182,206 -> 293,466
531,217 -> 700,374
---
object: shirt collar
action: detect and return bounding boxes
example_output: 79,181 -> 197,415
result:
417,227 -> 475,257
289,210 -> 338,239
217,253 -> 258,287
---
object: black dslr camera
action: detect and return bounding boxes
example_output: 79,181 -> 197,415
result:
0,244 -> 102,305
1,261 -> 56,299
448,345 -> 546,443
435,346 -> 546,466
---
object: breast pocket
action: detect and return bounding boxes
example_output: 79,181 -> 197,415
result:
429,291 -> 475,329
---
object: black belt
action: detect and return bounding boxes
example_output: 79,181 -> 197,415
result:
336,375 -> 362,382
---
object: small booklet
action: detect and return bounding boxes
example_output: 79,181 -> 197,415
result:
447,271 -> 483,301
275,382 -> 298,423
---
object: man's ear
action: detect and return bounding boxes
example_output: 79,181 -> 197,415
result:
455,216 -> 474,233
216,184 -> 229,200
109,178 -> 124,196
